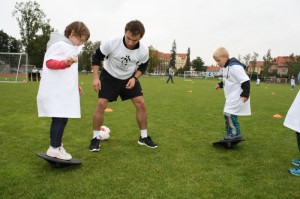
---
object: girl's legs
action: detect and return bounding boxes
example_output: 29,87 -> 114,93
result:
296,132 -> 300,151
50,117 -> 68,148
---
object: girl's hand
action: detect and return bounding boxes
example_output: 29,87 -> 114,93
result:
65,56 -> 78,66
79,86 -> 83,96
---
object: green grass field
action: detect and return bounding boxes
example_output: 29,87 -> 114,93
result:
1,75 -> 300,198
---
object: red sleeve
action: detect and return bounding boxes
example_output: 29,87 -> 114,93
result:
46,59 -> 69,69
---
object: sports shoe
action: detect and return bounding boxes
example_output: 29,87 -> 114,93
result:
292,159 -> 300,166
46,146 -> 72,160
224,134 -> 243,140
138,136 -> 157,148
289,166 -> 300,176
89,138 -> 100,152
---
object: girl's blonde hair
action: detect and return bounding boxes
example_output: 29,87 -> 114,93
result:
213,47 -> 229,60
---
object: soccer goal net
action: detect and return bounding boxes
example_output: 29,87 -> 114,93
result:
0,52 -> 28,83
183,71 -> 210,78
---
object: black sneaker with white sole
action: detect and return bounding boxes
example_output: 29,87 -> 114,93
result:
138,136 -> 157,148
89,138 -> 100,152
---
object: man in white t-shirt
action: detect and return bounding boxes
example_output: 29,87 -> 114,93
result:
89,20 -> 157,152
213,47 -> 251,140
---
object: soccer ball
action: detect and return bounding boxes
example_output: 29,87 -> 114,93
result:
99,126 -> 111,140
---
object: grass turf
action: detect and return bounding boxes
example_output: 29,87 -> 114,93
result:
0,75 -> 300,198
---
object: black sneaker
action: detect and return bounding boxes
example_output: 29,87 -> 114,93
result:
89,138 -> 100,152
138,136 -> 157,148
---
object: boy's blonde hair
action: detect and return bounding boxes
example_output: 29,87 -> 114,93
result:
213,47 -> 229,60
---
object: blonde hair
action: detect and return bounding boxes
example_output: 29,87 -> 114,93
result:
213,47 -> 229,60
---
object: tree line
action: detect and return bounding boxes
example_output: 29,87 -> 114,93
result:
1,1 -> 299,77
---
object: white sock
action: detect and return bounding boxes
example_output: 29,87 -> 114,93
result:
93,130 -> 100,139
141,129 -> 147,138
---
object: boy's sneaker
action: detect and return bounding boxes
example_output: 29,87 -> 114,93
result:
292,159 -> 300,166
89,138 -> 100,152
289,167 -> 300,176
138,136 -> 157,148
224,134 -> 243,140
46,146 -> 72,160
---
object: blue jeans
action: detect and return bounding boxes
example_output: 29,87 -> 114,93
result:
50,117 -> 68,147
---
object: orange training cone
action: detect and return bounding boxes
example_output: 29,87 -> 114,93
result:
273,114 -> 282,118
105,108 -> 113,112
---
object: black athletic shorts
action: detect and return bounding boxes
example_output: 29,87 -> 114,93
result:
98,69 -> 143,101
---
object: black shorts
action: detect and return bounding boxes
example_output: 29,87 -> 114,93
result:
98,69 -> 143,101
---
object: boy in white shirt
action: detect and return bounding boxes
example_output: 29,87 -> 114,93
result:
214,47 -> 251,140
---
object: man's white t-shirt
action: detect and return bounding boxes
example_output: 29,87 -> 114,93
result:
100,36 -> 149,80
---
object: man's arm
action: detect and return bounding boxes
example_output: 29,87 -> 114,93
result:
91,48 -> 106,92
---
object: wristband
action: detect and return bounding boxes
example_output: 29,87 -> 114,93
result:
133,76 -> 138,81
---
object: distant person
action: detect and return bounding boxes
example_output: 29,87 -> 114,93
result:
38,68 -> 43,81
213,47 -> 251,140
291,75 -> 295,90
284,90 -> 300,175
37,21 -> 90,160
89,20 -> 157,152
166,67 -> 174,83
32,66 -> 38,81
256,77 -> 260,86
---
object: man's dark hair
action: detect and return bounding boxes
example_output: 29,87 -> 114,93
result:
125,20 -> 145,38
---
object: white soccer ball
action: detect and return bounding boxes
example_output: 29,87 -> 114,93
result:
99,126 -> 111,140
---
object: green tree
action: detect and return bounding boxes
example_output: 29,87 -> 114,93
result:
262,49 -> 273,78
0,30 -> 21,52
27,23 -> 53,67
243,53 -> 251,67
12,1 -> 50,53
148,45 -> 160,74
286,54 -> 300,78
183,47 -> 191,71
79,41 -> 101,72
249,52 -> 259,78
192,57 -> 206,71
169,40 -> 176,68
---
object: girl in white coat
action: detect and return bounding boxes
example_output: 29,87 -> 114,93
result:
37,21 -> 90,160
284,90 -> 300,175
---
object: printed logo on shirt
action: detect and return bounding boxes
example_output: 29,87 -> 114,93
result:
121,55 -> 131,66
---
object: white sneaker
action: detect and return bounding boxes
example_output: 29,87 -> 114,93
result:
46,146 -> 72,160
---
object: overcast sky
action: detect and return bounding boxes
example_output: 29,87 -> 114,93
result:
1,0 -> 300,66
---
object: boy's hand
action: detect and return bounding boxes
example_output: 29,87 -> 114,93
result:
215,84 -> 220,90
241,96 -> 248,103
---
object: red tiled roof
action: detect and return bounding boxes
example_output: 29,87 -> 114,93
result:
158,53 -> 187,59
249,61 -> 264,68
207,66 -> 221,72
274,56 -> 289,67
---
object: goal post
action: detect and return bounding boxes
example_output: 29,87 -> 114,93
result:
0,52 -> 28,83
183,71 -> 207,78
